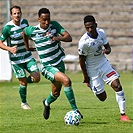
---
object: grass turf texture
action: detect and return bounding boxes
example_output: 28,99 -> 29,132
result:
0,71 -> 133,133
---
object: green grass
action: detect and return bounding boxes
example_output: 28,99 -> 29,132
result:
0,71 -> 133,133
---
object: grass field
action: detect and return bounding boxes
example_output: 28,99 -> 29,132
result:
0,71 -> 133,133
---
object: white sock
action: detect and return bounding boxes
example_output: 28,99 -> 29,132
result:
115,90 -> 126,114
45,99 -> 49,106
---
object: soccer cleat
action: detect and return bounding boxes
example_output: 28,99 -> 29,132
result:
76,110 -> 83,119
120,115 -> 131,122
43,99 -> 50,120
21,103 -> 31,110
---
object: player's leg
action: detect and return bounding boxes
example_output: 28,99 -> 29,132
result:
27,72 -> 40,83
96,91 -> 107,101
42,71 -> 80,119
111,78 -> 130,121
41,64 -> 61,119
55,72 -> 79,110
54,71 -> 83,118
26,58 -> 40,83
18,77 -> 31,109
102,61 -> 130,121
43,81 -> 62,119
12,64 -> 30,109
42,61 -> 78,110
89,69 -> 106,101
42,61 -> 82,119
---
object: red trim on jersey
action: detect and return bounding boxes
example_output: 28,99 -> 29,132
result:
106,71 -> 116,78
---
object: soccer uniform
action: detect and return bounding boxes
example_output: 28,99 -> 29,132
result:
78,28 -> 119,94
24,21 -> 66,82
0,19 -> 39,78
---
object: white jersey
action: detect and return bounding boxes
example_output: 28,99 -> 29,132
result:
78,28 -> 108,70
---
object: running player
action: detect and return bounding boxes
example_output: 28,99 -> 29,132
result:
23,8 -> 83,120
0,5 -> 40,109
78,15 -> 130,122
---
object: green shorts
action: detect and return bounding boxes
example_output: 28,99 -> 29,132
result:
41,61 -> 65,82
12,58 -> 39,78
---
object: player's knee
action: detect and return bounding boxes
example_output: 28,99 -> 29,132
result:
19,77 -> 27,86
34,76 -> 40,83
32,73 -> 40,83
63,77 -> 71,86
112,82 -> 120,90
111,79 -> 122,92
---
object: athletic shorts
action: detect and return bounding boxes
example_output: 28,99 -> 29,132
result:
41,61 -> 65,83
88,61 -> 119,95
12,58 -> 39,78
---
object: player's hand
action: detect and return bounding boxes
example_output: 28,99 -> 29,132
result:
51,36 -> 60,42
9,45 -> 17,54
86,83 -> 91,88
102,48 -> 111,55
83,76 -> 91,88
102,49 -> 107,54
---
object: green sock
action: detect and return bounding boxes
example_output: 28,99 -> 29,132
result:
27,76 -> 33,83
46,92 -> 57,105
19,85 -> 27,103
64,86 -> 78,110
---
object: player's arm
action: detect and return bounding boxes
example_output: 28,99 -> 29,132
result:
52,31 -> 72,42
0,26 -> 17,54
50,21 -> 72,42
22,31 -> 36,51
102,43 -> 111,55
79,55 -> 90,83
0,40 -> 17,54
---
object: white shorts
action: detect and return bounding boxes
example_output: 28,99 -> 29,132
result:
88,61 -> 119,95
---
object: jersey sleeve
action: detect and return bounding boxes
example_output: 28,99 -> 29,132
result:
22,19 -> 29,27
78,39 -> 89,56
52,21 -> 65,34
99,29 -> 108,45
0,26 -> 10,42
24,26 -> 34,37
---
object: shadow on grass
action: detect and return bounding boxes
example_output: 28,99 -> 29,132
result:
82,121 -> 109,124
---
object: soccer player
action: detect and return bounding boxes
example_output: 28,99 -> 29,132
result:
78,15 -> 130,122
23,8 -> 83,120
0,5 -> 40,109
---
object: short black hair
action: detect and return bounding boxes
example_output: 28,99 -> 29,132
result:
38,8 -> 50,17
10,5 -> 22,15
84,15 -> 96,24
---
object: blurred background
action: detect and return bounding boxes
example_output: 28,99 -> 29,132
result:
0,0 -> 132,81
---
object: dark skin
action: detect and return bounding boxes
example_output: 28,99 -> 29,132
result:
38,13 -> 72,42
79,21 -> 122,102
23,13 -> 73,98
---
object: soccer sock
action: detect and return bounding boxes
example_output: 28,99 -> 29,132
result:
64,86 -> 78,110
115,90 -> 126,114
27,75 -> 33,83
19,84 -> 27,103
46,92 -> 57,106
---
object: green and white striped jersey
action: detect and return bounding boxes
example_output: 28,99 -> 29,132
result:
0,19 -> 33,64
24,21 -> 66,67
